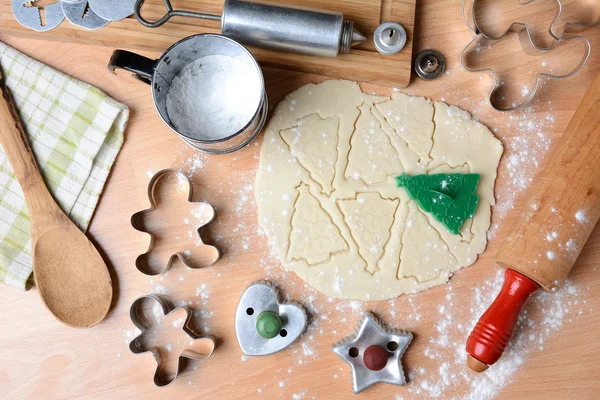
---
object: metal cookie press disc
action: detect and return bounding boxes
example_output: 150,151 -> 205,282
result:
12,0 -> 65,32
61,0 -> 110,30
373,22 -> 407,55
414,49 -> 446,80
88,0 -> 136,21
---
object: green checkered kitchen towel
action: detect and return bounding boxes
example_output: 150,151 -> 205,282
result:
0,42 -> 129,290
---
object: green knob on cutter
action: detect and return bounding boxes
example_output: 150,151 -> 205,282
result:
256,311 -> 282,339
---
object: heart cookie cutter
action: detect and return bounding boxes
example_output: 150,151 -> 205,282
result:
235,281 -> 308,356
129,294 -> 216,387
460,0 -> 593,112
131,169 -> 220,276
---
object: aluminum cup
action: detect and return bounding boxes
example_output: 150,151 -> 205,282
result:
109,34 -> 267,154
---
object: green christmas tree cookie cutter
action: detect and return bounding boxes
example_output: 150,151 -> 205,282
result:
396,173 -> 481,235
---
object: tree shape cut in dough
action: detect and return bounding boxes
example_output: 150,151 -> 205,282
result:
376,94 -> 435,165
281,114 -> 340,194
287,184 -> 348,265
396,173 -> 480,235
398,202 -> 457,282
345,104 -> 403,184
338,193 -> 399,274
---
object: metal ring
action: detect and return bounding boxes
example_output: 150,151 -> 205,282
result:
373,22 -> 407,55
414,50 -> 445,80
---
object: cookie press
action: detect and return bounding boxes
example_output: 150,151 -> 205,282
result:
466,71 -> 600,372
134,0 -> 366,57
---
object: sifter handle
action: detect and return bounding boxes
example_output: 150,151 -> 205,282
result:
134,0 -> 221,29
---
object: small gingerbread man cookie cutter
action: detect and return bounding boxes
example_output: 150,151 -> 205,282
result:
460,0 -> 592,112
132,169 -> 220,276
129,294 -> 216,387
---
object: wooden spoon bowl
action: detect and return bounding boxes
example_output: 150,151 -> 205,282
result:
0,69 -> 112,328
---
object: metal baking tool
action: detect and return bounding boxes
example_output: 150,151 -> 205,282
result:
60,0 -> 109,30
134,0 -> 366,57
373,22 -> 406,55
129,294 -> 216,387
12,0 -> 65,32
235,281 -> 307,356
414,49 -> 445,80
109,34 -> 267,154
131,169 -> 220,276
556,1 -> 600,36
0,68 -> 112,328
332,312 -> 412,394
88,0 -> 135,21
460,0 -> 592,112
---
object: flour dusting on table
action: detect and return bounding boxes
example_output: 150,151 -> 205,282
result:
128,86 -> 590,398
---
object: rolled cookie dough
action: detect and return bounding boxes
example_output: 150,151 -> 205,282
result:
255,80 -> 503,300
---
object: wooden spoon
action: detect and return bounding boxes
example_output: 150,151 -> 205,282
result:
0,69 -> 112,328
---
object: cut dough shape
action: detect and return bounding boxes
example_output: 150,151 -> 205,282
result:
281,114 -> 339,194
345,104 -> 403,185
255,80 -> 503,300
338,193 -> 399,274
376,93 -> 435,165
287,184 -> 348,265
398,202 -> 458,282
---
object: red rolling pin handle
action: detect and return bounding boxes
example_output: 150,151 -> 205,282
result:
466,269 -> 540,372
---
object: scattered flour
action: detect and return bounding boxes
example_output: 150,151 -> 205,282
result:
140,84 -> 585,399
487,106 -> 555,238
404,269 -> 588,399
575,210 -> 587,223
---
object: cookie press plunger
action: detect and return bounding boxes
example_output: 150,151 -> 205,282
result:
134,0 -> 366,57
466,71 -> 600,372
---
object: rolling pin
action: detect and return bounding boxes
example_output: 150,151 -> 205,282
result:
466,70 -> 600,372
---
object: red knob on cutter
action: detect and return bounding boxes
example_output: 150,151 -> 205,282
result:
363,345 -> 388,371
466,269 -> 539,372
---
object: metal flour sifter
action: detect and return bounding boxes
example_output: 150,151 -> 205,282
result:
134,0 -> 367,57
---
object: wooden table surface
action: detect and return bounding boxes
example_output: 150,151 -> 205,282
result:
1,1 -> 600,399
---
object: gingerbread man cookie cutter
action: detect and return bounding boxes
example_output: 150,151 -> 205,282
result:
553,0 -> 600,36
132,169 -> 220,276
460,0 -> 592,112
129,294 -> 216,387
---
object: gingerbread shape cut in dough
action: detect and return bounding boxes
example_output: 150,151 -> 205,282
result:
132,170 -> 220,276
255,80 -> 503,300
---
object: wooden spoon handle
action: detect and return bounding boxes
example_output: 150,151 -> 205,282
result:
0,70 -> 62,229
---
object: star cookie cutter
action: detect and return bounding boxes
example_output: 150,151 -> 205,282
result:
131,169 -> 220,276
460,0 -> 592,112
129,294 -> 216,387
332,312 -> 413,394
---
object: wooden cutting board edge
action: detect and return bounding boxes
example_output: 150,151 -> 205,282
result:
0,0 -> 416,88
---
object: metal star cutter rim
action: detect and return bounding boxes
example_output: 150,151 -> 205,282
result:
332,312 -> 413,393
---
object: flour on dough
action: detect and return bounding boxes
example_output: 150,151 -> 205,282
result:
255,80 -> 503,300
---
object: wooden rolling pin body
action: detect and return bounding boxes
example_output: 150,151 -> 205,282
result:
498,73 -> 600,289
467,71 -> 600,372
